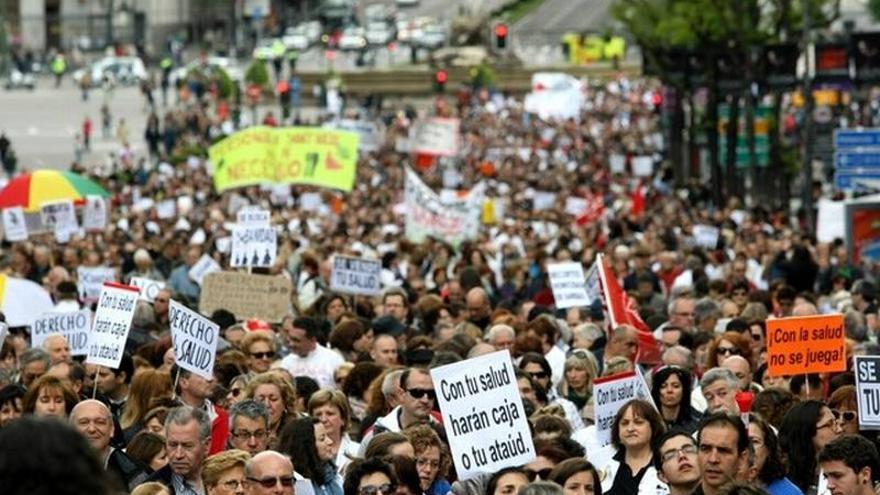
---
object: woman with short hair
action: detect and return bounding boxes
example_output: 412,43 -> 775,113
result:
22,375 -> 78,418
201,449 -> 250,495
403,425 -> 450,495
308,389 -> 360,472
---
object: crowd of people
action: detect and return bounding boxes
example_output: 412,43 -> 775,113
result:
0,58 -> 878,495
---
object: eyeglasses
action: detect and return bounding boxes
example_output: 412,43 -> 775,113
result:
661,444 -> 698,463
416,458 -> 441,469
407,388 -> 436,400
529,371 -> 549,380
251,351 -> 275,360
359,483 -> 396,495
220,480 -> 245,490
832,410 -> 857,423
247,476 -> 294,488
525,468 -> 552,481
717,346 -> 741,356
232,429 -> 268,440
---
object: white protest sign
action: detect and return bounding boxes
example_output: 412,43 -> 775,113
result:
592,371 -> 653,447
77,266 -> 117,303
547,262 -> 591,309
693,224 -> 720,250
237,208 -> 270,226
330,256 -> 381,296
532,191 -> 557,211
31,310 -> 92,356
85,282 -> 139,369
855,356 -> 880,430
216,237 -> 231,254
0,322 -> 7,348
817,199 -> 846,243
169,299 -> 219,379
411,118 -> 460,156
2,207 -> 27,241
231,225 -> 277,268
130,277 -> 166,303
82,196 -> 108,231
584,260 -> 601,306
609,154 -> 626,174
430,350 -> 535,480
155,199 -> 177,220
564,197 -> 588,217
632,156 -> 654,177
41,200 -> 78,235
189,254 -> 221,286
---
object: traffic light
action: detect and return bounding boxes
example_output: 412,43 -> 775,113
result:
434,69 -> 448,93
495,23 -> 508,49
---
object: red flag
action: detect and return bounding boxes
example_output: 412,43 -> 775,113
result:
630,181 -> 645,217
597,254 -> 662,364
575,192 -> 605,226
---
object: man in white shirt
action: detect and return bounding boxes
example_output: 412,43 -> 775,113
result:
278,316 -> 344,390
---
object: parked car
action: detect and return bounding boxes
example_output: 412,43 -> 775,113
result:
365,22 -> 395,46
170,57 -> 243,87
338,26 -> 367,51
415,23 -> 447,49
72,56 -> 147,87
4,68 -> 35,90
282,26 -> 311,51
396,16 -> 432,44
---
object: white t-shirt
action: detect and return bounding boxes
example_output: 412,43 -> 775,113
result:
278,345 -> 345,390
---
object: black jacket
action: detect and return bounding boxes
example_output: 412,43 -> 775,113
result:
107,448 -> 149,491
146,464 -> 177,495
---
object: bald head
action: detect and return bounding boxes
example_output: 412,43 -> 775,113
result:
791,302 -> 818,317
246,450 -> 294,483
721,355 -> 752,391
70,400 -> 114,454
466,287 -> 491,327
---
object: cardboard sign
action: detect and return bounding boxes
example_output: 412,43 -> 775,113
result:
236,208 -> 270,226
547,262 -> 591,309
855,356 -> 880,430
199,272 -> 292,323
130,277 -> 165,303
411,118 -> 460,156
77,266 -> 117,303
430,351 -> 535,480
85,283 -> 139,369
2,207 -> 27,241
169,300 -> 219,379
189,254 -> 221,286
693,225 -> 720,250
31,310 -> 92,356
592,371 -> 653,447
82,196 -> 107,231
230,225 -> 277,268
766,314 -> 846,377
41,200 -> 78,235
330,256 -> 381,296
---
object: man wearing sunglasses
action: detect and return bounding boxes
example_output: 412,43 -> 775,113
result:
245,451 -> 295,495
360,368 -> 438,455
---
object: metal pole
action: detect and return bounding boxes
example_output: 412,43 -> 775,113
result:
801,0 -> 815,233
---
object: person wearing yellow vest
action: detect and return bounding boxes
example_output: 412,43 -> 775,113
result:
51,53 -> 66,88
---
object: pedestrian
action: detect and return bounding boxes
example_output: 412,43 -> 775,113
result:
82,116 -> 92,151
101,104 -> 112,139
50,53 -> 66,88
0,132 -> 10,171
116,118 -> 129,146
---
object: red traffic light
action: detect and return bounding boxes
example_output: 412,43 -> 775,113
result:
435,70 -> 448,84
495,24 -> 508,38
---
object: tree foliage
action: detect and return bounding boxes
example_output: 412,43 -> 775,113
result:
870,0 -> 880,22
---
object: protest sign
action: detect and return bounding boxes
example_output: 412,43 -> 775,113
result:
77,266 -> 117,303
855,356 -> 880,430
523,73 -> 584,121
209,126 -> 359,193
189,254 -> 221,286
632,156 -> 654,177
155,200 -> 176,220
766,314 -> 846,377
324,119 -> 382,152
430,351 -> 535,479
40,200 -> 78,235
693,225 -> 720,250
330,256 -> 381,296
411,118 -> 460,156
237,208 -> 270,226
169,300 -> 219,379
584,260 -> 601,305
547,262 -> 590,309
31,309 -> 92,356
592,370 -> 653,447
404,168 -> 483,248
2,207 -> 27,241
82,196 -> 107,231
231,225 -> 277,268
817,199 -> 845,244
564,197 -> 588,217
0,323 -> 7,349
199,272 -> 292,322
609,154 -> 626,174
532,191 -> 557,211
130,277 -> 165,303
85,282 -> 139,369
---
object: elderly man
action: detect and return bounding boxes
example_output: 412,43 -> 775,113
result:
43,334 -> 71,365
245,451 -> 295,495
486,324 -> 515,352
71,399 -> 147,490
228,399 -> 271,456
599,324 -> 639,374
465,287 -> 492,330
147,406 -> 212,495
18,348 -> 50,388
720,356 -> 755,393
700,368 -> 740,415
173,364 -> 229,455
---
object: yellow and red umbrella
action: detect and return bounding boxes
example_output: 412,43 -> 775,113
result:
0,170 -> 110,212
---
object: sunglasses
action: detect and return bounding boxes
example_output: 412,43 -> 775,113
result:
359,484 -> 397,495
529,371 -> 549,380
526,468 -> 552,481
230,387 -> 243,398
251,351 -> 275,360
247,476 -> 294,488
832,410 -> 857,423
717,346 -> 741,356
407,388 -> 436,400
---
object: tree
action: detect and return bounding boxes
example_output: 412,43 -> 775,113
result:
869,0 -> 880,22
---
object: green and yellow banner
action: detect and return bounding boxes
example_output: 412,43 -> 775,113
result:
209,126 -> 359,193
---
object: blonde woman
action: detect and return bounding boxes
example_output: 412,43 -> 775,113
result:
556,350 -> 598,413
202,449 -> 250,495
246,372 -> 298,448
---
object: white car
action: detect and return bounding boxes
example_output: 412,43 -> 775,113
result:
397,16 -> 432,44
302,21 -> 323,45
282,26 -> 310,51
416,23 -> 447,49
170,57 -> 243,86
365,22 -> 395,46
338,27 -> 367,51
72,56 -> 147,87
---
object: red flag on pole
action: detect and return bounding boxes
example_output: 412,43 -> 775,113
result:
597,254 -> 662,364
